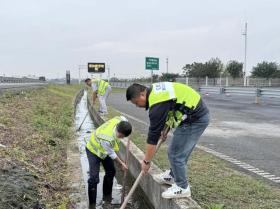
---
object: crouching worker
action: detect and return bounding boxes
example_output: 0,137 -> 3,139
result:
85,116 -> 132,207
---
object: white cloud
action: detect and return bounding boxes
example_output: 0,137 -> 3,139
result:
0,0 -> 280,79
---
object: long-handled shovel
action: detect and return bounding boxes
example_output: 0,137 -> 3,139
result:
119,127 -> 170,209
121,138 -> 131,204
76,111 -> 89,131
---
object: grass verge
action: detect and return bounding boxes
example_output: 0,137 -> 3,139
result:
0,84 -> 81,209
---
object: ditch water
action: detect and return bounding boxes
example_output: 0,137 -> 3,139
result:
75,92 -> 153,209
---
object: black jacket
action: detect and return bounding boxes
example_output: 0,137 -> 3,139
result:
146,87 -> 209,145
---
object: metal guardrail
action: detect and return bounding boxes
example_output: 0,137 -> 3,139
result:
198,86 -> 280,103
110,82 -> 150,88
176,77 -> 280,87
110,82 -> 280,103
224,87 -> 256,96
110,81 -> 133,88
261,88 -> 280,98
0,76 -> 43,83
0,83 -> 47,90
199,87 -> 221,94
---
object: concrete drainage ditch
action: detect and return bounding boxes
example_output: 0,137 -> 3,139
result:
74,90 -> 153,209
70,89 -> 201,209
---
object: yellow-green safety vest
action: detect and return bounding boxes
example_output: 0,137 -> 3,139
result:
86,116 -> 122,159
148,82 -> 201,128
91,79 -> 109,96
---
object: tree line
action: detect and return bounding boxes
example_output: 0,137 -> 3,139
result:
110,58 -> 280,82
182,58 -> 280,79
110,73 -> 180,82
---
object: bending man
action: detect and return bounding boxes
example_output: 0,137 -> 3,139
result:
85,78 -> 112,115
86,116 -> 132,207
126,82 -> 209,199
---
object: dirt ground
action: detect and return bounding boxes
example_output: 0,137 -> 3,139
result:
0,85 -> 81,209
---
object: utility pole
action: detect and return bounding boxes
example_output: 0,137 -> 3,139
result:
242,22 -> 248,86
107,65 -> 110,84
78,66 -> 81,84
78,65 -> 87,84
166,58 -> 169,73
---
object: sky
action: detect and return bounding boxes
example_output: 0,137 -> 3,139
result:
0,0 -> 280,79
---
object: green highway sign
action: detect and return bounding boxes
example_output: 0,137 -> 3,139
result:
145,57 -> 159,70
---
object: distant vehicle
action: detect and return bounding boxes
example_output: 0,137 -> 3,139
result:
39,76 -> 46,81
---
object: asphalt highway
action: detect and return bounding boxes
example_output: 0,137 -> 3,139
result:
108,91 -> 280,181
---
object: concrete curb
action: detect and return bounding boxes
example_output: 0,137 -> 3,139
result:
67,88 -> 88,209
86,92 -> 201,209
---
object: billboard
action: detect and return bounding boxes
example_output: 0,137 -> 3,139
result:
88,63 -> 105,73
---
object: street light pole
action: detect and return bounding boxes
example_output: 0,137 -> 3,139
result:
78,66 -> 81,84
242,22 -> 248,86
78,65 -> 87,84
166,57 -> 169,73
108,65 -> 110,84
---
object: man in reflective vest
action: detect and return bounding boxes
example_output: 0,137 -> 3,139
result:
126,82 -> 209,199
86,116 -> 132,207
85,78 -> 112,115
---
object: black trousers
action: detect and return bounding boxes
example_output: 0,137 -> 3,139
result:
86,148 -> 116,204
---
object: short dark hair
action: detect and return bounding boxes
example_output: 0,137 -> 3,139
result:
85,78 -> 91,83
116,121 -> 132,137
126,83 -> 147,101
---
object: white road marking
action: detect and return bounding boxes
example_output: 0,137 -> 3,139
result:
197,145 -> 280,184
114,109 -> 280,185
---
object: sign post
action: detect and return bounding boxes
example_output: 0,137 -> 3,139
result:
145,57 -> 159,84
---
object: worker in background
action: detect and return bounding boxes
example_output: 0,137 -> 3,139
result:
85,78 -> 112,115
86,116 -> 132,208
126,82 -> 209,199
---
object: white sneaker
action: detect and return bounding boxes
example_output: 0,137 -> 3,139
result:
162,184 -> 191,199
153,170 -> 174,185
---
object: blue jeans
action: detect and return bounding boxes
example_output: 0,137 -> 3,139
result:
168,113 -> 209,189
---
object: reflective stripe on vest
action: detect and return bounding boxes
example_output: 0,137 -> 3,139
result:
86,116 -> 122,159
148,82 -> 201,128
